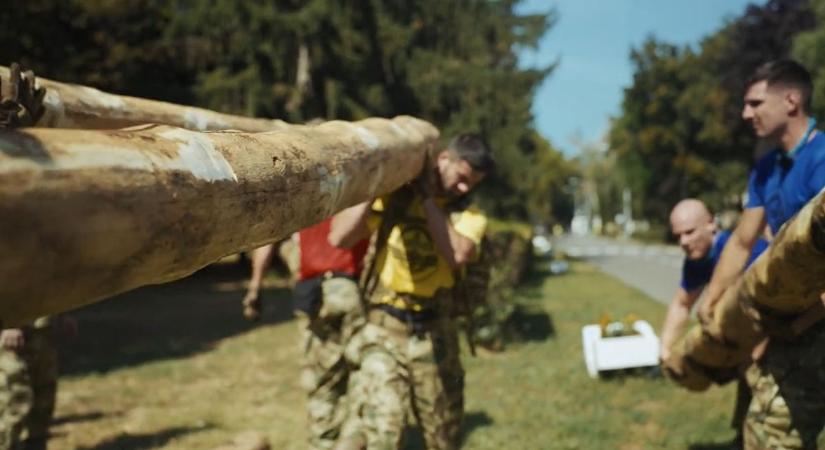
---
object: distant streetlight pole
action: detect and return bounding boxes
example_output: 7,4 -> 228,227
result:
622,187 -> 633,236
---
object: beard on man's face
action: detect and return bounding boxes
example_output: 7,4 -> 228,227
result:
432,166 -> 448,197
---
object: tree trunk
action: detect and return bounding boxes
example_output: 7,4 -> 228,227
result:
0,65 -> 288,132
0,116 -> 438,326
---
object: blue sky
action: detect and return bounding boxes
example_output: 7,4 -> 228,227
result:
516,0 -> 765,155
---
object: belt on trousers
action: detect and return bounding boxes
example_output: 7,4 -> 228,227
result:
321,271 -> 357,281
372,287 -> 445,312
369,304 -> 437,336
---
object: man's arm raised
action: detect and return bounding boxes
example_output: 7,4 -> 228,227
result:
699,207 -> 767,323
421,198 -> 477,269
328,201 -> 372,249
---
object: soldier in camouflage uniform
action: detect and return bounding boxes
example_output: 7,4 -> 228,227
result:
696,60 -> 825,449
0,65 -> 59,450
742,323 -> 825,450
0,317 -> 64,450
296,274 -> 366,450
242,218 -> 368,450
330,134 -> 494,450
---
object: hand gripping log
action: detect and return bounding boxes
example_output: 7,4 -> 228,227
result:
663,188 -> 825,390
0,116 -> 438,327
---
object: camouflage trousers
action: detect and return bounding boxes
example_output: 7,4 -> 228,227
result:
0,327 -> 58,450
340,300 -> 464,450
743,322 -> 825,450
296,276 -> 364,450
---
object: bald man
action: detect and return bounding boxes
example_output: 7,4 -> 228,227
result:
661,199 -> 768,445
661,199 -> 768,360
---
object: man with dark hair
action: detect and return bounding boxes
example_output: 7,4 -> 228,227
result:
700,59 -> 825,450
329,133 -> 492,450
745,60 -> 813,115
444,134 -> 496,175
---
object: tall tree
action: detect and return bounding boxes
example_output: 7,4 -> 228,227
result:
793,0 -> 825,118
608,0 -> 814,226
0,0 -> 572,221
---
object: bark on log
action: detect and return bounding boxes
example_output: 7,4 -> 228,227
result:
663,188 -> 825,390
0,65 -> 288,131
0,116 -> 437,326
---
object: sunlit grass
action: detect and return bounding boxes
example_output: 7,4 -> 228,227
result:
461,262 -> 737,450
50,262 -> 737,449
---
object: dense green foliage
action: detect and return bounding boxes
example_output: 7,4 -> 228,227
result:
793,0 -> 825,118
0,0 -> 575,222
14,1 -> 820,227
607,0 -> 815,225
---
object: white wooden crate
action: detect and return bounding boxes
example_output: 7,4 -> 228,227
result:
581,320 -> 660,378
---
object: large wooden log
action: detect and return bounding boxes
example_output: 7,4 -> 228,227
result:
0,65 -> 288,131
0,116 -> 437,326
663,188 -> 825,390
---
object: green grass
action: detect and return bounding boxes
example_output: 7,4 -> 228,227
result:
460,262 -> 738,450
49,262 -> 738,449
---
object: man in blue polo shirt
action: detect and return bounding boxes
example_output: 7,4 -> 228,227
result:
661,199 -> 767,446
661,199 -> 767,360
700,60 -> 825,450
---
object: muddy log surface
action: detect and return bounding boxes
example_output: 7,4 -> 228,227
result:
0,65 -> 288,132
0,116 -> 437,326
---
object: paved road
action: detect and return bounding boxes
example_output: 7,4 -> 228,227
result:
553,234 -> 683,305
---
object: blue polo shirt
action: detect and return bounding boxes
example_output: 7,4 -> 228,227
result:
680,230 -> 768,292
746,123 -> 825,234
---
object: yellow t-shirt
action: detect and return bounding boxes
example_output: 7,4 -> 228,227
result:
369,196 -> 487,299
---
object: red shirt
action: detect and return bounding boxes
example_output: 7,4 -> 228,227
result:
298,218 -> 369,280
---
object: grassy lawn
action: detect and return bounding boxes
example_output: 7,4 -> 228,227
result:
460,262 -> 737,450
48,261 -> 739,450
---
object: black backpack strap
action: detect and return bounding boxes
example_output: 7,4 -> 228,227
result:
359,185 -> 417,300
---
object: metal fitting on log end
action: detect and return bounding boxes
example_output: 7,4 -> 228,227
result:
0,63 -> 45,129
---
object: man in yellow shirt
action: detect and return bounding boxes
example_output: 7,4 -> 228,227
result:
329,134 -> 493,450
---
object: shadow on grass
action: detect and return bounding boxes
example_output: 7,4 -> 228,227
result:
52,411 -> 109,426
403,411 -> 494,449
463,410 -> 494,439
60,262 -> 295,376
76,425 -> 209,450
597,365 -> 663,382
518,255 -> 573,291
687,440 -> 739,450
519,266 -> 552,290
504,305 -> 555,342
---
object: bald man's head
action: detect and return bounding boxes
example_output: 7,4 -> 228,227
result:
670,199 -> 718,260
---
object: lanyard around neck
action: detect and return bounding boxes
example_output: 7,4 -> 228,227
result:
787,117 -> 817,160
